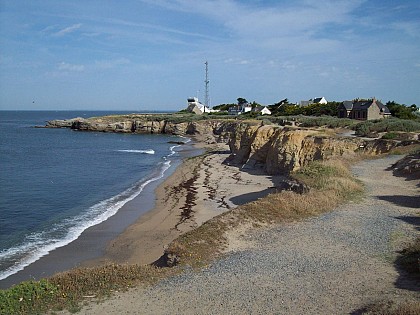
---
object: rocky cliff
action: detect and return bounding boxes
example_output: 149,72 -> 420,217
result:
225,123 -> 400,174
46,116 -> 405,174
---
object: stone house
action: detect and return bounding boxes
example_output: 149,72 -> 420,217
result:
338,98 -> 391,120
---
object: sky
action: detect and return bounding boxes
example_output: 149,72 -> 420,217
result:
0,0 -> 419,111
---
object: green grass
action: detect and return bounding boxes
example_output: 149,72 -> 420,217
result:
0,265 -> 177,315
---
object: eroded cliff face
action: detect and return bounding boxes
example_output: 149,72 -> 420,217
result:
46,117 -> 403,174
226,124 -> 400,174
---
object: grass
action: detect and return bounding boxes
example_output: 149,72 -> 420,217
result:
3,141 -> 417,314
165,158 -> 364,267
0,265 -> 177,315
0,156 -> 366,314
396,236 -> 420,278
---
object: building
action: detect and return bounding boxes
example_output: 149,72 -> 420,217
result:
300,97 -> 327,106
186,97 -> 211,115
228,103 -> 253,115
251,106 -> 272,115
338,98 -> 391,120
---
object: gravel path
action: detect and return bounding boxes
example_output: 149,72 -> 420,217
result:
76,155 -> 419,314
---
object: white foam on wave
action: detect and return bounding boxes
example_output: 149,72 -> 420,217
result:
117,149 -> 155,154
167,137 -> 190,158
0,160 -> 172,281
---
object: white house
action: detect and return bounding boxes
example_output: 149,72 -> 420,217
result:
228,103 -> 253,115
300,97 -> 328,106
252,106 -> 271,115
313,97 -> 328,104
260,106 -> 272,115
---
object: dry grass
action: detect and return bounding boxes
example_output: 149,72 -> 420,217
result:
166,158 -> 364,267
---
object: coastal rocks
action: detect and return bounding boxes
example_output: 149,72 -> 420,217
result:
389,152 -> 420,179
45,115 -> 406,175
72,119 -> 135,133
45,117 -> 85,128
227,124 -> 401,175
165,122 -> 189,135
133,120 -> 165,134
152,252 -> 180,267
278,179 -> 310,194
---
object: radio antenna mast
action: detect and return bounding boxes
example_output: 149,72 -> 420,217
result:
204,61 -> 210,109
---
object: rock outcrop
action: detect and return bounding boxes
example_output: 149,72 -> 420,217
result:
46,116 -> 409,174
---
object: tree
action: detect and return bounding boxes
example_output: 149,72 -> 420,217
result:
386,101 -> 418,120
237,97 -> 248,105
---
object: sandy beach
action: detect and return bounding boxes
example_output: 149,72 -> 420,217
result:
90,137 -> 285,267
0,134 -> 283,289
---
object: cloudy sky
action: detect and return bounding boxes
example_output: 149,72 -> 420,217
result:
0,0 -> 419,111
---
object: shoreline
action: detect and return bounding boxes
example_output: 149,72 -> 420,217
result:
95,136 -> 286,267
0,135 -> 285,289
0,139 -> 202,289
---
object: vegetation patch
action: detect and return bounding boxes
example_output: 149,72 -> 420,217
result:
166,158 -> 364,267
395,236 -> 420,278
354,118 -> 420,137
0,264 -> 176,315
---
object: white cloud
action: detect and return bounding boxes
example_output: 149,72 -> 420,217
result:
57,62 -> 85,72
53,23 -> 82,37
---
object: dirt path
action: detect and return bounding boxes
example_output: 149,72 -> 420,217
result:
71,155 -> 419,314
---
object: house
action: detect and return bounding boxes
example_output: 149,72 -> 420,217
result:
300,97 -> 327,106
251,106 -> 272,115
313,97 -> 327,104
228,102 -> 253,115
338,98 -> 391,120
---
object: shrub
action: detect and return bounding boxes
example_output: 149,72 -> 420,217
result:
354,118 -> 420,136
382,132 -> 399,139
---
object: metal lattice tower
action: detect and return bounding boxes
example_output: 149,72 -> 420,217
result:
204,61 -> 210,109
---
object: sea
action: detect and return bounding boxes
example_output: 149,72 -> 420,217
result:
0,110 -> 189,284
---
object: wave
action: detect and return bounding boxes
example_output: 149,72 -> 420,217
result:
0,160 -> 171,281
117,149 -> 155,154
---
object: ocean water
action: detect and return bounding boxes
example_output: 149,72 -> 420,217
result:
0,111 -> 186,281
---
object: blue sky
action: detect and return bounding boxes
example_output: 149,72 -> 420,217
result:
0,0 -> 419,111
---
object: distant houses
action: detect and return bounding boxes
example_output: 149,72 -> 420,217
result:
251,106 -> 271,115
185,95 -> 395,121
338,98 -> 391,121
300,97 -> 327,106
228,102 -> 253,115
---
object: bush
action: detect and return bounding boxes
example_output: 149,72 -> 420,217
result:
298,116 -> 357,128
382,132 -> 399,139
0,279 -> 59,315
354,118 -> 420,136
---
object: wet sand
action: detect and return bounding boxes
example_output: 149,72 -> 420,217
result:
0,136 -> 284,288
0,140 -> 201,289
97,138 -> 285,266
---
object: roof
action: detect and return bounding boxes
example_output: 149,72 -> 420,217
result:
341,101 -> 353,110
342,99 -> 391,114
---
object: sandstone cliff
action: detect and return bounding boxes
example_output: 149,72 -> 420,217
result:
46,116 -> 406,174
226,123 -> 402,174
